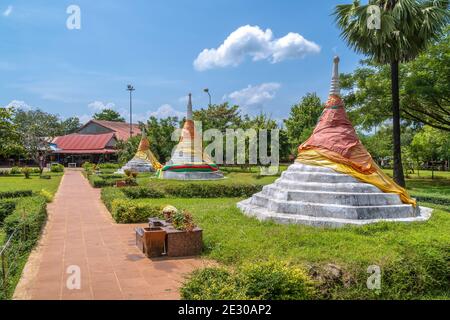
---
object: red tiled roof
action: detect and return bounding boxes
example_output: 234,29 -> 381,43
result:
88,120 -> 141,141
52,133 -> 116,154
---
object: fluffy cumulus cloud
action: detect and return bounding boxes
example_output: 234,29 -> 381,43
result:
225,83 -> 281,107
148,104 -> 185,119
88,101 -> 116,111
4,100 -> 34,110
194,25 -> 320,71
3,5 -> 13,17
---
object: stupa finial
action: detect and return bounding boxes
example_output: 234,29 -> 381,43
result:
329,56 -> 340,96
187,93 -> 193,120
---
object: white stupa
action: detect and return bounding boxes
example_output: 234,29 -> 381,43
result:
237,57 -> 432,228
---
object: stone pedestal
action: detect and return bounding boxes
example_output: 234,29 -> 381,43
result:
237,162 -> 432,228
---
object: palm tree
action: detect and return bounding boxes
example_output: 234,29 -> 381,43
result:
334,0 -> 449,187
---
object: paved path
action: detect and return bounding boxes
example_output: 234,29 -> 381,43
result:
14,170 -> 208,300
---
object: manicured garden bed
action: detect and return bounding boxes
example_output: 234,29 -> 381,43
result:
0,172 -> 63,300
100,172 -> 450,300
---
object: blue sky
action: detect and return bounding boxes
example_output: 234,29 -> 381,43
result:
0,0 -> 363,124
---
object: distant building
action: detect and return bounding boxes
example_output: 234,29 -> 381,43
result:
50,120 -> 141,166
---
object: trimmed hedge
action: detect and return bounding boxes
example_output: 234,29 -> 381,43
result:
162,183 -> 261,198
0,190 -> 33,200
88,175 -> 123,188
50,163 -> 64,173
118,183 -> 262,199
416,196 -> 450,206
110,199 -> 163,223
101,187 -> 126,212
0,200 -> 16,224
121,187 -> 165,199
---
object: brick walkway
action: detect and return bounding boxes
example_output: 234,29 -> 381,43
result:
14,170 -> 208,300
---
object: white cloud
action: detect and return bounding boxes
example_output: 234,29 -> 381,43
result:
149,104 -> 185,119
4,100 -> 34,110
194,25 -> 320,71
3,5 -> 13,17
225,83 -> 281,107
88,101 -> 116,111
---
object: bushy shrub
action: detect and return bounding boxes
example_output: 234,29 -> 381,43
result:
38,189 -> 54,203
122,187 -> 165,199
0,190 -> 33,199
50,163 -> 64,173
21,167 -> 32,179
0,169 -> 11,176
3,196 -> 47,251
0,200 -> 16,224
110,199 -> 163,223
88,175 -> 124,188
181,268 -> 245,300
238,261 -> 316,300
181,261 -> 316,300
82,162 -> 95,171
101,187 -> 126,211
10,167 -> 21,174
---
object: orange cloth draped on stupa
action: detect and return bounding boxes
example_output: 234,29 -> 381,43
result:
134,132 -> 163,170
296,57 -> 415,206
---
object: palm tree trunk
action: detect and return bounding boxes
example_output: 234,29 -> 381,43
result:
390,60 -> 406,187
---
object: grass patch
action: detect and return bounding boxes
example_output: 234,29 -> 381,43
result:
0,173 -> 63,195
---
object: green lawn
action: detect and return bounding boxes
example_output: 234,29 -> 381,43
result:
0,173 -> 63,195
113,171 -> 450,299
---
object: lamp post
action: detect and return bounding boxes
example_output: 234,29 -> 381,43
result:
203,88 -> 211,106
127,84 -> 135,138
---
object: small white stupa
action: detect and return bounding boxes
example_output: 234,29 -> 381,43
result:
237,57 -> 431,227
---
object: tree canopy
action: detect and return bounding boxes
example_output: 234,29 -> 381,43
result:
93,109 -> 125,122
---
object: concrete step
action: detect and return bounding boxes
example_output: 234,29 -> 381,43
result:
250,193 -> 416,220
237,199 -> 432,228
262,185 -> 402,206
274,179 -> 381,193
287,163 -> 336,173
281,171 -> 359,183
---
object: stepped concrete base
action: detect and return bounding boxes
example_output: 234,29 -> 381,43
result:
237,162 -> 432,227
116,159 -> 155,174
162,170 -> 224,180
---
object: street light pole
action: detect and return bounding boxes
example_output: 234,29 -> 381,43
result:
127,84 -> 135,138
203,88 -> 211,106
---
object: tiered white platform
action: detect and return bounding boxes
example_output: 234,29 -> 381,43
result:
237,163 -> 432,228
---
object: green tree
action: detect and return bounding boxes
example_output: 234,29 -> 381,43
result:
284,93 -> 323,155
334,0 -> 449,187
0,107 -> 20,157
193,103 -> 243,132
14,109 -> 62,173
116,135 -> 141,165
402,26 -> 450,131
146,116 -> 179,163
410,126 -> 450,178
93,109 -> 125,122
60,117 -> 81,135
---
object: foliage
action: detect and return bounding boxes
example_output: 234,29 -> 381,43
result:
93,108 -> 125,122
60,117 -> 81,135
172,210 -> 196,231
0,200 -> 16,224
121,187 -> 165,199
88,174 -> 123,188
13,109 -> 62,173
0,190 -> 33,199
334,0 -> 449,187
110,199 -> 162,223
50,163 -> 65,173
193,103 -> 243,132
21,167 -> 32,179
181,261 -> 316,300
284,93 -> 323,154
10,167 -> 21,175
38,189 -> 54,203
145,117 -> 179,163
97,163 -> 120,169
0,107 -> 20,157
100,187 -> 126,212
116,135 -> 141,164
161,183 -> 262,198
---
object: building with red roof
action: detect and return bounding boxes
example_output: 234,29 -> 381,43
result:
50,120 -> 142,166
